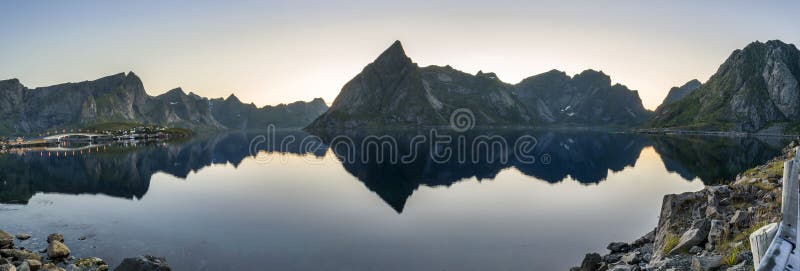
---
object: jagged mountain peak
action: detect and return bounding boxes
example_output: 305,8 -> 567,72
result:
225,93 -> 242,103
163,87 -> 186,96
682,79 -> 702,88
370,40 -> 414,73
573,69 -> 612,86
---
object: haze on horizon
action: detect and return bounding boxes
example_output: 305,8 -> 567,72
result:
1,0 -> 798,110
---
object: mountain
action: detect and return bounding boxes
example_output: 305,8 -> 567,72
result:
657,79 -> 701,108
306,41 -> 651,131
649,40 -> 800,133
511,69 -> 652,125
209,95 -> 328,129
0,72 -> 328,134
306,41 -> 531,130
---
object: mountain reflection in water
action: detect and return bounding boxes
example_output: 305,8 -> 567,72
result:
0,130 -> 790,211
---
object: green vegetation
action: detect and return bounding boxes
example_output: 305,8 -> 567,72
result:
84,122 -> 141,132
662,233 -> 680,254
163,127 -> 194,137
723,246 -> 740,266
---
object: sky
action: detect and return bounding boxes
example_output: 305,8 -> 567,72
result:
1,1 -> 798,110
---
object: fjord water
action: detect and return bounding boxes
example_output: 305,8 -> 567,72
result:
0,131 -> 789,270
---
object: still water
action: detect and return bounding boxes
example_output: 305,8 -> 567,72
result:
0,130 -> 789,270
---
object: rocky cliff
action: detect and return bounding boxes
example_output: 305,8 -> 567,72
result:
650,40 -> 800,133
0,72 -> 328,134
306,41 -> 651,131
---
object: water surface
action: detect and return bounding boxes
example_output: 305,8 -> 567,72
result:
0,131 -> 789,270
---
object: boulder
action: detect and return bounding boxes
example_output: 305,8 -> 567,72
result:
669,219 -> 711,255
14,262 -> 29,271
607,264 -> 638,271
603,253 -> 622,263
621,251 -> 641,264
45,234 -> 63,244
729,210 -> 750,229
0,249 -> 42,261
23,260 -> 40,271
573,253 -> 602,271
705,205 -> 723,219
70,257 -> 109,271
0,263 -> 16,271
608,242 -> 630,253
0,230 -> 13,249
633,230 -> 655,246
113,255 -> 171,271
690,254 -> 723,271
40,263 -> 64,271
726,261 -> 750,271
46,242 -> 70,259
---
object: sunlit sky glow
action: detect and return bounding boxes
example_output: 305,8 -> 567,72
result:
1,0 -> 798,109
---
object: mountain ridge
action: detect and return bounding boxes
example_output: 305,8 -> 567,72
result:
649,40 -> 800,133
306,41 -> 651,131
0,72 -> 328,135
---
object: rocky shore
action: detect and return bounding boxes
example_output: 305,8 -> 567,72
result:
572,140 -> 799,271
0,231 -> 170,271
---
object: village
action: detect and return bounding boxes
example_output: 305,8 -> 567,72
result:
0,125 -> 190,150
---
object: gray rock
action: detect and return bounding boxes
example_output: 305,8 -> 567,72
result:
14,262 -> 29,271
689,246 -> 702,254
0,249 -> 42,261
45,234 -> 63,244
604,253 -> 623,263
690,254 -> 723,271
608,264 -> 638,271
70,257 -> 108,271
113,256 -> 170,271
0,263 -> 16,271
23,260 -> 40,271
726,261 -> 750,271
46,242 -> 70,259
729,210 -> 750,228
14,235 -> 30,241
41,263 -> 64,271
633,230 -> 655,246
669,219 -> 711,255
0,230 -> 13,249
621,252 -> 641,264
735,251 -> 752,265
608,242 -> 630,253
705,205 -> 723,219
573,253 -> 602,271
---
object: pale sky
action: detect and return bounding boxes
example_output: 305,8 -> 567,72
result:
1,0 -> 798,110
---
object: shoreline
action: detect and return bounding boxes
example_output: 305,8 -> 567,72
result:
0,231 -> 171,271
571,140 -> 798,271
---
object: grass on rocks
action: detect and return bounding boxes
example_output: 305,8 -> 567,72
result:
662,233 -> 680,254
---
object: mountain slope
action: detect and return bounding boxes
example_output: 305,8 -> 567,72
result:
650,40 -> 800,132
307,41 -> 651,131
306,41 -> 531,130
0,72 -> 328,134
658,79 -> 701,108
